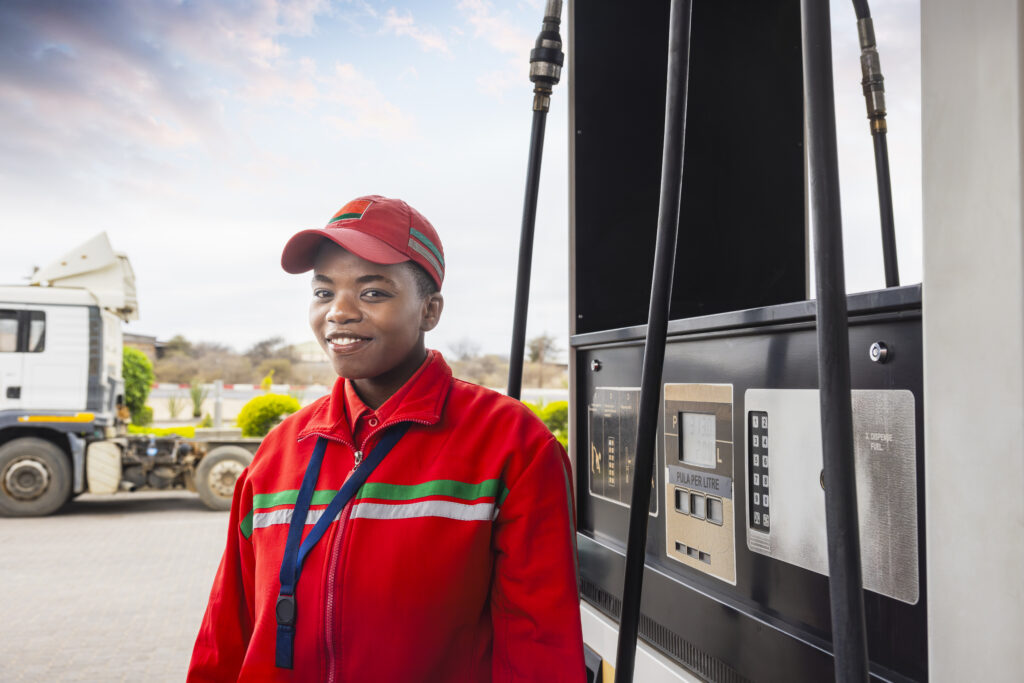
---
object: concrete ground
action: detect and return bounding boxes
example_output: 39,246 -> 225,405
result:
0,490 -> 228,681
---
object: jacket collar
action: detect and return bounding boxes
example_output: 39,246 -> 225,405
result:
297,349 -> 452,444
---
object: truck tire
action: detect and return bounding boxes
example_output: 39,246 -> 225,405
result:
196,446 -> 252,511
0,437 -> 72,517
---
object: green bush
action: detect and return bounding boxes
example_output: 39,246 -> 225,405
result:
523,400 -> 569,449
127,424 -> 195,438
123,347 -> 154,424
189,379 -> 208,418
133,405 -> 154,427
237,393 -> 301,437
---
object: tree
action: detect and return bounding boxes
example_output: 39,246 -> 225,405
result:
258,358 -> 293,384
246,336 -> 295,364
163,334 -> 194,357
449,338 -> 481,362
123,346 -> 155,425
527,333 -> 560,387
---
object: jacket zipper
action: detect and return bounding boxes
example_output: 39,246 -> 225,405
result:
319,418 -> 431,682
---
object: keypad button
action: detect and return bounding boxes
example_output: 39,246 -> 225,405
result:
752,414 -> 759,428
674,488 -> 689,515
754,511 -> 761,525
761,416 -> 768,428
753,473 -> 760,486
762,435 -> 768,448
763,494 -> 770,507
763,513 -> 770,527
753,454 -> 760,467
754,492 -> 760,505
707,497 -> 724,525
753,435 -> 759,447
762,455 -> 769,468
762,474 -> 768,489
690,493 -> 706,520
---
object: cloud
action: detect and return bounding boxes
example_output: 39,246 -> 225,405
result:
457,0 -> 533,56
457,0 -> 536,98
0,0 -> 420,186
321,63 -> 415,140
475,68 -> 523,100
382,8 -> 450,54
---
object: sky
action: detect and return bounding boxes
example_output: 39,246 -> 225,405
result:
0,0 -> 921,359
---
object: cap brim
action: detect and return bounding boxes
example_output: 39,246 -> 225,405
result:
281,228 -> 409,273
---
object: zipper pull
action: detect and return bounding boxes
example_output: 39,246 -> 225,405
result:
353,450 -> 363,465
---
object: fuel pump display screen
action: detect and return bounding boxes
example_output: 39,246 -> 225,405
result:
681,412 -> 716,467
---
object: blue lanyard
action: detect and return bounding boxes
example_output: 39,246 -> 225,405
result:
275,422 -> 411,669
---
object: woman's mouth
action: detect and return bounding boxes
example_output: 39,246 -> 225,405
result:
325,333 -> 371,354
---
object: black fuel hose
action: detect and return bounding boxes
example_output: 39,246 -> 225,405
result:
507,0 -> 564,400
612,1 -> 694,680
803,0 -> 871,681
852,0 -> 899,287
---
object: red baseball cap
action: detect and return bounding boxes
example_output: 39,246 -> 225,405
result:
281,195 -> 445,289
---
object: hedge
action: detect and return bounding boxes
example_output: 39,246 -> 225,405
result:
237,393 -> 301,437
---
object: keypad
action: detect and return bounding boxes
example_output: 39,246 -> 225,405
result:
749,410 -> 770,531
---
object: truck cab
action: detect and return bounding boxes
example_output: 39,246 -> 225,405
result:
0,233 -> 138,515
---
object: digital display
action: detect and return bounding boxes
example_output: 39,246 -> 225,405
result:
681,412 -> 716,467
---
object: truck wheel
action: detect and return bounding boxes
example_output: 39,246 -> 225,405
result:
0,437 -> 72,517
196,446 -> 252,511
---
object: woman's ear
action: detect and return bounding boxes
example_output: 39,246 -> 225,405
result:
421,292 -> 444,332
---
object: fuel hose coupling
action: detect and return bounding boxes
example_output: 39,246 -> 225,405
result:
529,0 -> 564,112
857,16 -> 887,135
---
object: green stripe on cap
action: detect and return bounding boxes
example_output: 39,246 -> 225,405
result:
328,212 -> 363,223
410,228 -> 444,267
408,240 -> 444,280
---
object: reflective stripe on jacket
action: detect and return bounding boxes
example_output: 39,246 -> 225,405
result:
188,350 -> 585,682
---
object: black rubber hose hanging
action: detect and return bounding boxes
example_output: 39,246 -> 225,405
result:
507,0 -> 564,400
852,0 -> 899,287
802,0 -> 870,681
613,0 -> 694,680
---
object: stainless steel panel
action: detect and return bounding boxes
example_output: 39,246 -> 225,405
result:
744,389 -> 918,604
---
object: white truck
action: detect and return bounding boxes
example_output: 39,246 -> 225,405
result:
0,234 -> 255,516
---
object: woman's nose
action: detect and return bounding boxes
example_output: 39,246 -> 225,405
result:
326,291 -> 361,324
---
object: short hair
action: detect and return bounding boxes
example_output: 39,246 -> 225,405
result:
404,261 -> 438,299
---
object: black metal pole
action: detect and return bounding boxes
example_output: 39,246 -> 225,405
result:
802,1 -> 870,681
852,0 -> 899,287
613,1 -> 693,680
507,0 -> 564,400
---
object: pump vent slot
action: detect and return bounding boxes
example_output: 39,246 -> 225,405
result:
580,577 -> 751,683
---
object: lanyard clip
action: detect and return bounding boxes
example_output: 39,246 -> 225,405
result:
275,593 -> 297,669
276,593 -> 297,626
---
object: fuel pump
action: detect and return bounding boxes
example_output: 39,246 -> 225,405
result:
511,0 -> 927,680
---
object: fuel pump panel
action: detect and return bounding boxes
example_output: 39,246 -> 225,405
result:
744,389 -> 919,604
663,383 -> 736,584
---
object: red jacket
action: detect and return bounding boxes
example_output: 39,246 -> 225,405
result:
189,351 -> 584,681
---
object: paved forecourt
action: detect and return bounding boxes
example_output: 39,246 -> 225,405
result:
0,491 -> 229,682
